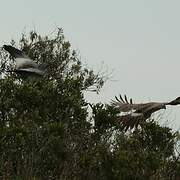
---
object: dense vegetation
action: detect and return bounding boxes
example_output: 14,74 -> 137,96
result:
0,29 -> 179,179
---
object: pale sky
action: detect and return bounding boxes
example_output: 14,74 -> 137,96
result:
0,0 -> 180,130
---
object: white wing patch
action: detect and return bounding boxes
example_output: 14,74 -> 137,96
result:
118,109 -> 142,117
131,112 -> 142,117
15,58 -> 38,69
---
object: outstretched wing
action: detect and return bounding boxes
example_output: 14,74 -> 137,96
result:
3,45 -> 37,68
117,113 -> 144,131
111,95 -> 144,130
3,45 -> 45,76
3,45 -> 25,58
111,95 -> 167,131
111,95 -> 139,112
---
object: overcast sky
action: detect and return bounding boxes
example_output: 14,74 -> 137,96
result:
0,0 -> 180,130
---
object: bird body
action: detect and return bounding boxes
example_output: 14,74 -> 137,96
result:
3,45 -> 45,76
111,95 -> 180,131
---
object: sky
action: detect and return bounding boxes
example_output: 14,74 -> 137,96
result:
0,0 -> 180,130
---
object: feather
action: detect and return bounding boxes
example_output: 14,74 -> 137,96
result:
111,95 -> 180,131
124,95 -> 128,103
3,45 -> 24,58
4,45 -> 46,76
120,94 -> 125,103
115,96 -> 120,102
130,98 -> 133,104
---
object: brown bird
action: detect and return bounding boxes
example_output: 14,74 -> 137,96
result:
111,95 -> 180,131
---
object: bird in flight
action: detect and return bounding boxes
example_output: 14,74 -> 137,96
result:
3,45 -> 46,77
111,95 -> 180,131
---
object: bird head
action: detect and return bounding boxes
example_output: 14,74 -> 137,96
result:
168,97 -> 180,105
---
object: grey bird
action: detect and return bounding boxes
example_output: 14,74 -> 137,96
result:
3,45 -> 46,76
111,95 -> 180,131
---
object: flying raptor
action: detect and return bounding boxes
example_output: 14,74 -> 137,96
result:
3,45 -> 46,76
111,95 -> 180,131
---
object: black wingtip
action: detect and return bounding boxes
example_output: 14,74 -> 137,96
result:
130,98 -> 133,104
3,45 -> 12,51
115,96 -> 120,102
3,45 -> 24,58
120,95 -> 125,103
124,95 -> 128,103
